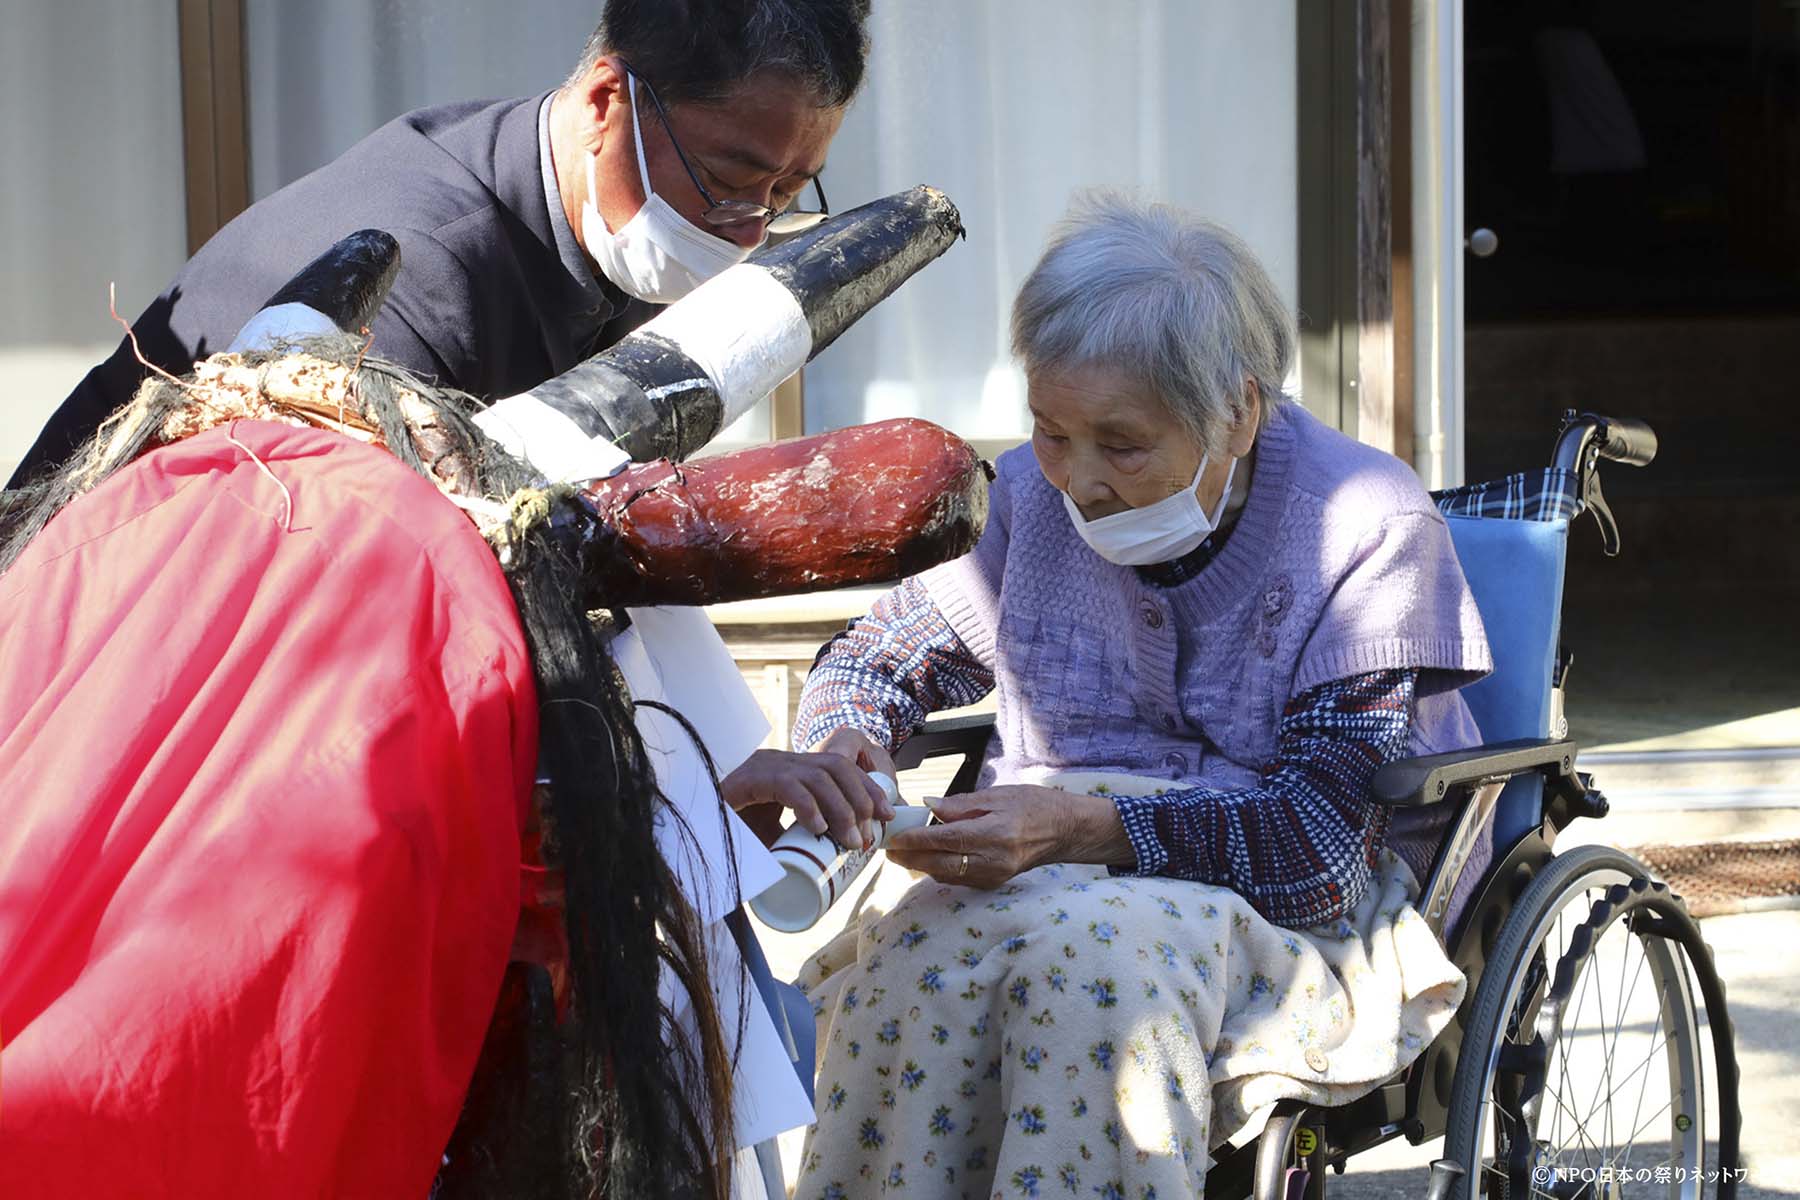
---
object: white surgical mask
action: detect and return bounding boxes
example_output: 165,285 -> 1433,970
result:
580,71 -> 762,303
1061,455 -> 1238,566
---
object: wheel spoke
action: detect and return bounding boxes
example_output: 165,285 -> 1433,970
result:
1544,1026 -> 1673,1172
1550,926 -> 1690,1184
1607,1093 -> 1675,1171
1553,898 -> 1599,1170
1610,920 -> 1648,1091
1554,1002 -> 1601,1171
1571,938 -> 1655,1136
1619,966 -> 1667,1176
1581,917 -> 1615,1154
1542,926 -> 1680,1176
1540,1078 -> 1609,1166
1598,925 -> 1649,1159
1577,1030 -> 1671,1142
1614,938 -> 1655,1118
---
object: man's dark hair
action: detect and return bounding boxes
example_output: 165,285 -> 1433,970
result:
570,0 -> 872,106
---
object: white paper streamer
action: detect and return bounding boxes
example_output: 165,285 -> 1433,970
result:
473,394 -> 631,484
636,264 -> 811,426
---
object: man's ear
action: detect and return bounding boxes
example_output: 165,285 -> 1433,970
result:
1228,380 -> 1262,458
572,56 -> 631,156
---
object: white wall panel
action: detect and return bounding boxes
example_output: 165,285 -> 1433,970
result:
0,0 -> 188,479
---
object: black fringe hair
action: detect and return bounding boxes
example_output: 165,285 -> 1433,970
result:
0,335 -> 740,1200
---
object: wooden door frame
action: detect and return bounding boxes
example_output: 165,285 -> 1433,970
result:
1297,0 -> 1414,464
178,0 -> 250,256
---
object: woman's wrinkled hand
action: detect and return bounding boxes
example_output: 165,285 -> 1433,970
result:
811,726 -> 898,782
885,785 -> 1077,889
720,747 -> 894,849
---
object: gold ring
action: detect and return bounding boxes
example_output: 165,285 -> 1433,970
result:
958,853 -> 969,878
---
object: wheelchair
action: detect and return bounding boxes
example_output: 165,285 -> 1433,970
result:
885,412 -> 1742,1199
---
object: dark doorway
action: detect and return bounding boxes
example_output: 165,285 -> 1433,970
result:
1463,0 -> 1800,753
1461,2 -> 1800,759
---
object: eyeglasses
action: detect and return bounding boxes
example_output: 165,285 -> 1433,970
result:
623,63 -> 831,236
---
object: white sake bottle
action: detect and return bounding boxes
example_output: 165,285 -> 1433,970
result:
749,772 -> 931,933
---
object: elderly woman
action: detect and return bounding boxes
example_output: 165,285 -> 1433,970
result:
779,194 -> 1489,1199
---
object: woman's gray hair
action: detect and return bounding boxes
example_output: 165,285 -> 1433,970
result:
1010,191 -> 1295,457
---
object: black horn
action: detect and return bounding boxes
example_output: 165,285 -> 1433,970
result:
753,184 -> 965,356
261,229 -> 403,334
518,186 -> 965,463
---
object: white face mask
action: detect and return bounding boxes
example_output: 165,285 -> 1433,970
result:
580,71 -> 762,303
1061,455 -> 1238,566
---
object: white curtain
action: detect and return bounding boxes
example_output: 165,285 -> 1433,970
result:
804,0 -> 1298,442
0,0 -> 187,479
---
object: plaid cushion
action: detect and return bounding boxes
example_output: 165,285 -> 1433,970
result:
1431,468 -> 1582,523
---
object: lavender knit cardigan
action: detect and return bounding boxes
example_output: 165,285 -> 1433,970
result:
918,404 -> 1492,792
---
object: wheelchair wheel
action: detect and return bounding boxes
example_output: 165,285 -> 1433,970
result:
1443,844 -> 1741,1198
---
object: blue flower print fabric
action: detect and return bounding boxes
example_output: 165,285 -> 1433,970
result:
792,773 -> 1465,1200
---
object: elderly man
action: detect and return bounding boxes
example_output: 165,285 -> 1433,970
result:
10,0 -> 865,485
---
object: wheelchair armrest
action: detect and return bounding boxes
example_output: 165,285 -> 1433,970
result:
892,713 -> 995,795
1370,737 -> 1581,806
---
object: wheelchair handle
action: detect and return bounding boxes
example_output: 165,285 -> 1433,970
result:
1552,412 -> 1657,473
1552,412 -> 1657,557
1594,416 -> 1658,467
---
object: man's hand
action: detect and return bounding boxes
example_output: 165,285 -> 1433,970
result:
720,748 -> 894,849
885,785 -> 1133,889
811,726 -> 898,781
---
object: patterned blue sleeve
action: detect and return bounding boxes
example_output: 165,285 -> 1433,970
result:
1111,669 -> 1416,928
793,577 -> 997,753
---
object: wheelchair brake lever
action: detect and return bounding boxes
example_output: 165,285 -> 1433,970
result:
1582,454 -> 1623,557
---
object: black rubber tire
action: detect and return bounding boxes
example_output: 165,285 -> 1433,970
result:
1442,844 -> 1741,1198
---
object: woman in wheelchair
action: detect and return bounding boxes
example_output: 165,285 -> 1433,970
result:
777,193 -> 1495,1198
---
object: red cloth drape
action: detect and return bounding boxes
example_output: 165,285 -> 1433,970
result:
0,422 -> 537,1198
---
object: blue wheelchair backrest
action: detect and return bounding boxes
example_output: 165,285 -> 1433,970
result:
1432,468 -> 1581,850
